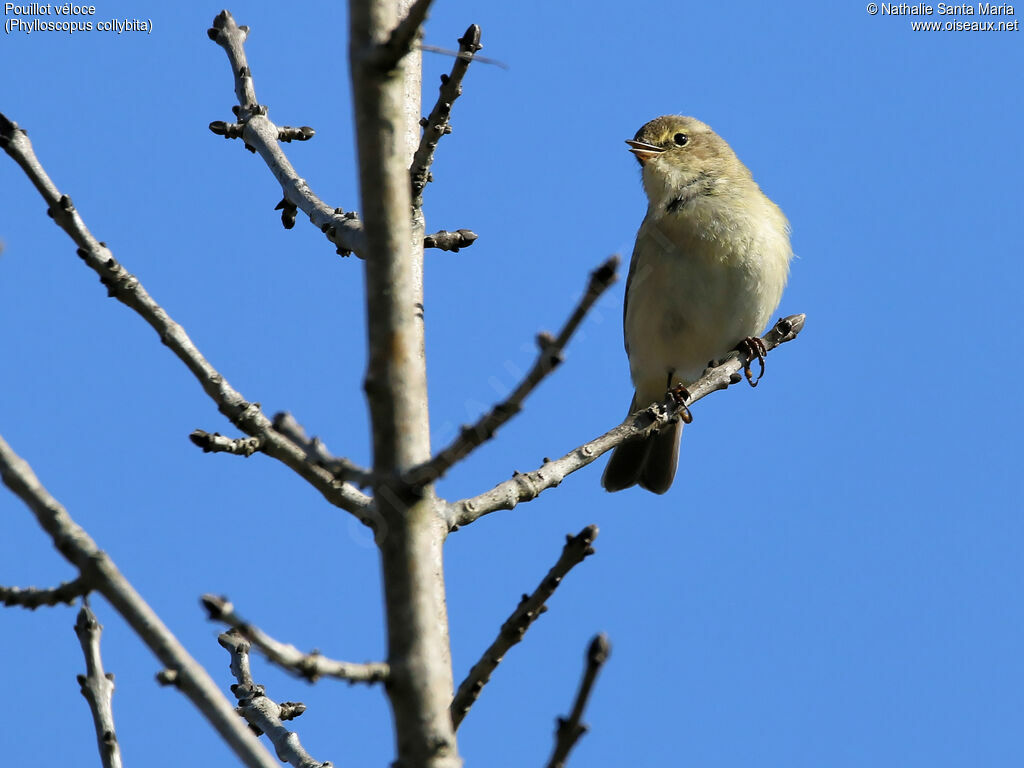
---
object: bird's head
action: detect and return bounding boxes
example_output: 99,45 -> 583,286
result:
626,115 -> 750,213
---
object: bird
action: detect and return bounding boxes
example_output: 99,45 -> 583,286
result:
601,115 -> 793,494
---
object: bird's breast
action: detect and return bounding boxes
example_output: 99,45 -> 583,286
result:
624,198 -> 790,403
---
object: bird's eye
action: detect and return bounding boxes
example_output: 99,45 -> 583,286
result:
673,133 -> 689,146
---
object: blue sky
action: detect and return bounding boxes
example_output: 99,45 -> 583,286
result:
2,1 -> 1022,766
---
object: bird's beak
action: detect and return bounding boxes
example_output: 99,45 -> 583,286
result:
625,139 -> 664,166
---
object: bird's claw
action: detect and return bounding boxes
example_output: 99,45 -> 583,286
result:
668,383 -> 693,424
737,336 -> 767,387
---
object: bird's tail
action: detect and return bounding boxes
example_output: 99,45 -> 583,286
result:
600,394 -> 681,494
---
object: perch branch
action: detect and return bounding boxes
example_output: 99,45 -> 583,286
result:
410,24 -> 482,209
1,576 -> 89,609
0,435 -> 278,768
219,630 -> 328,768
202,595 -> 389,684
408,255 -> 620,488
544,634 -> 611,768
74,601 -> 123,768
448,314 -> 806,528
450,525 -> 598,730
0,112 -> 378,529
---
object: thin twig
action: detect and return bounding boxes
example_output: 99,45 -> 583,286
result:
450,526 -> 598,730
448,314 -> 806,528
207,10 -> 367,257
420,43 -> 507,69
218,630 -> 329,768
410,24 -> 482,209
202,595 -> 389,685
271,412 -> 375,488
1,576 -> 89,609
74,601 -> 123,768
0,436 -> 278,768
376,0 -> 435,70
424,228 -> 478,252
545,634 -> 611,768
0,112 -> 378,529
189,430 -> 262,457
211,11 -> 481,249
408,256 -> 620,488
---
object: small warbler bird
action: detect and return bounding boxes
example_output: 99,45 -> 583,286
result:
602,115 -> 792,494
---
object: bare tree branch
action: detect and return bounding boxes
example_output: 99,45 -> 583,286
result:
0,112 -> 377,530
271,412 -> 375,489
424,228 -> 478,252
0,435 -> 279,768
202,594 -> 389,685
419,43 -> 507,70
193,412 -> 377,489
377,0 -> 436,70
207,10 -> 367,258
408,255 -> 620,488
207,10 -> 467,258
448,314 -> 807,528
410,24 -> 482,209
451,525 -> 598,730
219,630 -> 329,768
276,126 -> 317,143
350,0 -> 461,764
74,602 -> 123,768
190,430 -> 263,457
544,634 -> 611,768
1,576 -> 89,609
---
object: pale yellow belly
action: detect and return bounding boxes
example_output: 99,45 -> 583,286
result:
624,217 -> 788,407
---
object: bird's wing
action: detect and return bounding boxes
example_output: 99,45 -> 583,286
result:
622,232 -> 644,358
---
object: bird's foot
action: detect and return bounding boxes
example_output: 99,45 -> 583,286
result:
736,336 -> 767,387
667,383 -> 693,424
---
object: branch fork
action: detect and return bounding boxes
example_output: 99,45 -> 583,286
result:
202,594 -> 388,685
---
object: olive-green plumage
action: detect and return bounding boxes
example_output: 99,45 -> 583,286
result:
602,116 -> 792,494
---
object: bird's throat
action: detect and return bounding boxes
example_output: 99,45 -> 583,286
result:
664,173 -> 711,214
